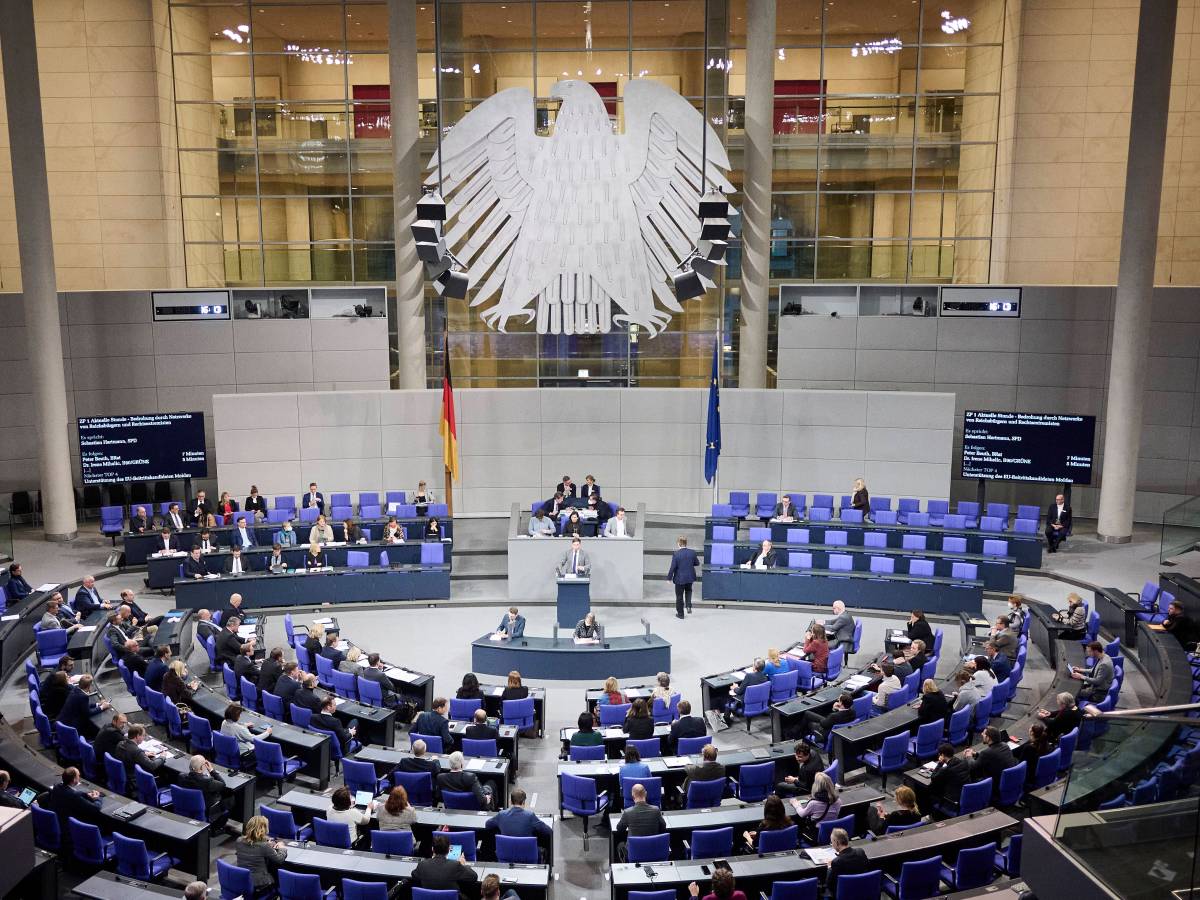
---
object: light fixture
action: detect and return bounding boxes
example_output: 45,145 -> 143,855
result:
850,37 -> 903,57
940,10 -> 970,33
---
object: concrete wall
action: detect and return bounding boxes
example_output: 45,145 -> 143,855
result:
211,388 -> 955,517
776,285 -> 1200,521
0,290 -> 388,493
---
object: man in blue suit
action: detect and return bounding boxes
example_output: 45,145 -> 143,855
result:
667,536 -> 699,619
73,576 -> 111,616
495,607 -> 525,639
57,674 -> 110,739
231,516 -> 256,550
302,482 -> 325,514
486,788 -> 551,858
6,563 -> 32,604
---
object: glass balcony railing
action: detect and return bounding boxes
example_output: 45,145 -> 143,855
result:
1161,495 -> 1200,565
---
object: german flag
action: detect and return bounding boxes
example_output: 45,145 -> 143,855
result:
440,334 -> 460,482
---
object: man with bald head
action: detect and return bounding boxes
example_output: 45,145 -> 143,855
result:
118,589 -> 163,634
825,600 -> 855,658
73,575 -> 111,616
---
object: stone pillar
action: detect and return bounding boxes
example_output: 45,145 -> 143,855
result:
737,0 -> 775,389
1096,0 -> 1178,542
390,0 -> 428,389
0,0 -> 78,540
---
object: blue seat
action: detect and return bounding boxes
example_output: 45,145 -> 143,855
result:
711,503 -> 734,518
907,720 -> 943,761
730,761 -> 775,802
941,777 -> 992,817
346,550 -> 370,568
501,697 -> 536,732
135,764 -> 173,808
908,558 -> 935,578
755,492 -> 777,518
769,669 -> 800,703
869,556 -> 895,575
274,495 -> 297,511
299,507 -> 320,523
31,802 -> 61,851
786,527 -> 810,544
114,831 -> 178,881
343,881 -> 388,900
627,832 -> 671,862
685,777 -> 725,809
677,735 -> 710,756
218,858 -> 275,900
599,703 -> 630,727
214,731 -> 245,770
344,758 -> 387,796
1013,518 -> 1037,534
814,646 -> 844,688
313,816 -> 352,848
371,828 -> 415,855
450,698 -> 482,721
103,751 -> 126,795
741,681 -> 771,732
812,813 -> 856,848
997,762 -> 1027,807
882,855 -> 942,899
628,737 -> 661,759
863,531 -> 887,548
188,715 -> 214,755
331,669 -> 358,701
221,664 -> 240,700
688,825 -> 733,859
496,834 -> 539,864
357,677 -> 385,708
980,516 -> 1005,533
255,738 -> 303,793
1032,748 -> 1062,788
385,491 -> 407,507
840,508 -> 864,523
68,816 -> 115,866
443,788 -> 481,810
982,538 -> 1008,556
391,770 -> 434,807
561,772 -> 609,849
757,824 -> 799,853
835,870 -> 882,900
291,704 -> 313,729
569,743 -> 605,762
789,551 -> 813,569
262,690 -> 286,720
164,701 -> 189,740
728,492 -> 750,518
35,628 -> 68,669
621,776 -> 663,809
78,739 -> 99,783
463,737 -> 498,758
421,543 -> 445,565
315,655 -> 335,689
239,678 -> 259,712
652,694 -> 680,725
1058,727 -> 1078,772
946,705 -> 971,745
995,833 -> 1022,877
940,841 -> 997,891
279,870 -> 337,899
951,561 -> 978,580
829,554 -> 853,572
444,829 -> 477,861
765,879 -> 818,900
809,507 -> 833,522
261,803 -> 313,841
748,526 -> 772,543
711,525 -> 736,542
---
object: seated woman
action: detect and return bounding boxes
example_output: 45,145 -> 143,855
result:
651,672 -> 673,703
235,815 -> 287,894
575,613 -> 600,640
598,676 -> 625,707
308,514 -> 335,545
742,794 -> 792,850
688,869 -> 747,900
1013,722 -> 1054,783
216,491 -> 238,525
570,711 -> 603,747
622,698 -> 655,740
304,624 -> 325,658
916,678 -> 951,723
162,659 -> 198,705
221,702 -> 268,754
1052,592 -> 1087,639
457,673 -> 484,700
501,670 -> 528,702
383,517 -> 406,544
790,772 -> 841,842
425,517 -> 442,541
377,785 -> 416,831
276,520 -> 298,547
562,511 -> 584,538
327,786 -> 374,846
620,746 -> 651,780
764,648 -> 788,677
803,624 -> 830,674
871,785 -> 922,835
304,542 -> 327,569
339,646 -> 362,674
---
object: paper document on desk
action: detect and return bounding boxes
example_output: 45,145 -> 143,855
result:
76,625 -> 98,633
313,618 -> 334,625
843,675 -> 872,690
489,634 -> 505,642
0,615 -> 18,622
603,726 -> 624,737
335,641 -> 350,651
465,758 -> 486,771
574,638 -> 599,645
333,697 -> 348,706
386,668 -> 419,683
237,626 -> 256,639
491,686 -> 504,697
920,761 -> 937,772
36,583 -> 58,592
663,756 -> 689,768
805,847 -> 837,865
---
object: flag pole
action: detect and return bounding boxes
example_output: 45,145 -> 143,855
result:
442,331 -> 455,517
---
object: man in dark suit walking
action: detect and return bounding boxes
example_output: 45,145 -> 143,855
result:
667,536 -> 699,619
1045,493 -> 1071,552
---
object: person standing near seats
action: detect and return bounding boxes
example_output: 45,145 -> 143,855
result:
1072,640 -> 1114,703
302,482 -> 325,515
906,609 -> 934,647
413,481 -> 434,516
495,607 -> 526,638
557,537 -> 590,578
825,601 -> 855,658
244,485 -> 267,521
667,536 -> 699,618
741,539 -> 776,569
1045,492 -> 1071,552
540,493 -> 567,520
850,479 -> 870,515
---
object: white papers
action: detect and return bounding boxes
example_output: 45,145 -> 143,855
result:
237,626 -> 256,639
663,756 -> 689,767
489,634 -> 505,642
386,668 -> 419,684
574,638 -> 599,645
0,614 -> 18,622
805,847 -> 837,865
563,573 -> 578,580
36,584 -> 58,592
731,671 -> 745,682
491,686 -> 504,697
333,697 -> 348,706
76,625 -> 98,633
843,675 -> 872,690
204,573 -> 221,580
466,758 -> 486,771
920,761 -> 937,772
313,618 -> 334,625
603,726 -> 623,737
335,641 -> 350,651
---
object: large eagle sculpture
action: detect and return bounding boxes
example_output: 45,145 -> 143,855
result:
427,79 -> 734,336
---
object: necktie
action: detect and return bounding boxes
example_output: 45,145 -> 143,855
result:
572,552 -> 578,574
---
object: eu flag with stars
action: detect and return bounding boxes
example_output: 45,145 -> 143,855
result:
704,338 -> 721,484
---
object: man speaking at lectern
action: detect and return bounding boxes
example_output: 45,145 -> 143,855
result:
556,537 -> 591,578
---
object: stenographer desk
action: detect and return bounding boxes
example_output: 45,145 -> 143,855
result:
123,518 -> 453,566
145,540 -> 452,589
701,566 -> 984,616
705,540 -> 1016,592
173,565 -> 451,609
472,632 -> 671,681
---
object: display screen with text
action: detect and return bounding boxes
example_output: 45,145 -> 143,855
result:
79,413 -> 208,485
961,411 -> 1095,484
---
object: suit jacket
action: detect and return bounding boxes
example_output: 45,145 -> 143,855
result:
320,645 -> 346,668
413,855 -> 478,900
73,586 -> 105,616
236,839 -> 287,890
683,760 -> 725,790
556,481 -> 578,498
359,666 -> 395,702
487,805 -> 552,838
293,687 -> 324,713
558,547 -> 590,576
311,711 -> 354,752
245,495 -> 268,516
215,629 -> 245,669
669,715 -> 706,750
179,769 -> 226,812
604,517 -> 630,537
438,770 -> 489,809
773,502 -> 799,519
166,510 -> 187,532
275,675 -> 301,703
828,847 -> 873,895
736,669 -> 770,697
115,737 -> 163,778
814,706 -> 856,736
196,619 -> 221,643
614,801 -> 666,837
539,498 -> 566,518
189,499 -> 212,526
302,492 -> 325,513
825,611 -> 855,644
44,783 -> 102,835
496,614 -> 526,638
906,618 -> 935,646
6,575 -> 33,603
224,555 -> 255,575
39,679 -> 70,719
266,552 -> 287,572
128,515 -> 153,533
233,653 -> 258,685
93,724 -> 125,762
667,548 -> 700,585
56,687 -> 99,735
258,659 -> 283,695
231,527 -> 256,550
144,658 -> 169,691
1046,502 -> 1072,530
969,743 -> 1017,784
929,755 -> 970,802
746,549 -> 777,568
1080,653 -> 1114,699
182,555 -> 208,579
154,534 -> 179,553
622,716 -> 655,740
464,722 -> 499,742
413,710 -> 454,748
398,755 -> 442,782
916,691 -> 951,723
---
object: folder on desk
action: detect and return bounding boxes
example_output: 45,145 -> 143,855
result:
663,756 -> 689,768
466,758 -> 486,771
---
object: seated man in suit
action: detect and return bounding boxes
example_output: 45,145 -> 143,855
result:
1045,492 -> 1071,553
528,509 -> 556,537
233,641 -> 259,685
189,491 -> 212,527
194,608 -> 221,643
311,696 -> 358,755
257,647 -> 285,695
266,543 -> 287,572
603,506 -> 630,538
93,713 -> 127,762
414,834 -> 479,900
302,482 -> 325,514
165,503 -> 186,532
438,750 -> 493,810
668,699 -> 706,752
119,640 -> 150,677
115,723 -> 165,780
800,692 -> 856,745
152,527 -> 179,556
274,662 -> 303,703
215,616 -> 253,670
776,741 -> 825,797
494,606 -> 526,638
824,601 -> 856,658
413,698 -> 454,750
221,593 -> 247,625
556,475 -> 577,498
178,754 -> 231,827
320,632 -> 346,667
40,596 -> 80,634
197,529 -> 219,553
464,708 -> 499,742
128,506 -> 153,534
613,782 -> 666,860
144,644 -> 171,690
182,546 -> 208,580
539,493 -> 567,521
359,653 -> 397,704
964,726 -> 1017,790
772,494 -> 800,522
57,675 -> 110,739
223,546 -> 254,576
723,657 -> 769,726
230,516 -> 256,551
1071,640 -> 1115,703
73,575 -> 112,616
741,539 -> 777,569
683,744 -> 725,791
826,828 -> 872,896
486,788 -> 551,857
556,537 -> 590,577
292,674 -> 325,713
43,767 -> 102,839
399,738 -> 443,787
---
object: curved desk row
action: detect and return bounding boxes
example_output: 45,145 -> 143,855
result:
172,565 -> 451,609
124,517 -> 453,566
707,517 -> 1043,568
705,540 -> 1016,592
701,565 -> 984,615
146,540 -> 452,589
0,586 -> 66,681
471,633 -> 671,681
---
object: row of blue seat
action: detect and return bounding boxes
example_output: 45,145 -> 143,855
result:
708,543 -> 982,580
104,498 -> 449,534
720,492 -> 1042,524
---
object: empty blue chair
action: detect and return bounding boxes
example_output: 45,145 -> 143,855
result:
621,776 -> 663,809
331,669 -> 358,701
828,554 -> 853,572
789,551 -> 813,569
741,681 -> 771,731
315,655 -> 335,690
995,833 -> 1022,877
785,528 -> 808,544
809,507 -> 832,522
239,678 -> 259,712
908,559 -> 935,578
361,504 -> 383,519
943,536 -> 967,552
985,502 -> 1009,520
882,855 -> 942,900
502,697 -> 536,732
628,737 -> 661,759
652,694 -> 680,725
896,498 -> 920,523
134,764 -> 172,808
869,556 -> 895,575
463,738 -> 498,758
982,539 -> 1008,557
1013,518 -> 1038,534
267,508 -> 291,524
390,770 -> 434,807
813,813 -> 856,847
728,492 -> 750,517
907,512 -> 930,527
944,514 -> 966,530
940,841 -> 997,891
826,530 -> 848,546
863,532 -> 887,548
757,824 -> 799,853
980,516 -> 1004,532
255,738 -> 303,793
274,495 -> 296,511
114,831 -> 178,881
815,646 -> 844,688
331,505 -> 353,522
260,803 -> 313,842
956,501 -> 980,527
346,550 -> 370,568
710,544 -> 734,567
678,736 -> 710,755
561,771 -> 609,848
685,778 -> 725,809
262,690 -> 286,720
861,732 -> 910,788
627,832 -> 671,862
769,669 -> 800,703
957,778 -> 993,815
599,703 -> 631,727
629,893 -> 676,900
951,561 -> 977,580
926,500 -> 948,525
427,503 -> 449,518
569,743 -> 605,762
330,492 -> 352,509
823,759 -> 839,782
907,720 -> 943,761
298,507 -> 320,524
421,543 -> 445,565
496,835 -> 539,864
711,525 -> 736,542
100,505 -> 124,537
217,858 -> 274,900
689,826 -> 733,859
874,510 -> 898,524
31,803 -> 60,851
1058,727 -> 1078,771
385,490 -> 407,507
395,504 -> 417,518
371,828 -> 415,855
997,762 -> 1027,807
279,870 -> 336,899
358,491 -> 380,510
1032,748 -> 1062,788
1015,504 -> 1039,521
35,629 -> 68,669
711,503 -> 734,518
748,526 -> 772,543
221,664 -> 240,700
344,758 -> 387,796
765,879 -> 817,900
69,817 -> 115,866
313,816 -> 352,848
840,508 -> 864,523
189,715 -> 214,755
77,739 -> 99,782
102,751 -> 127,794
731,761 -> 775,802
755,493 -> 777,518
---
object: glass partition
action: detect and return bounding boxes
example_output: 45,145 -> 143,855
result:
1161,495 -> 1200,565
